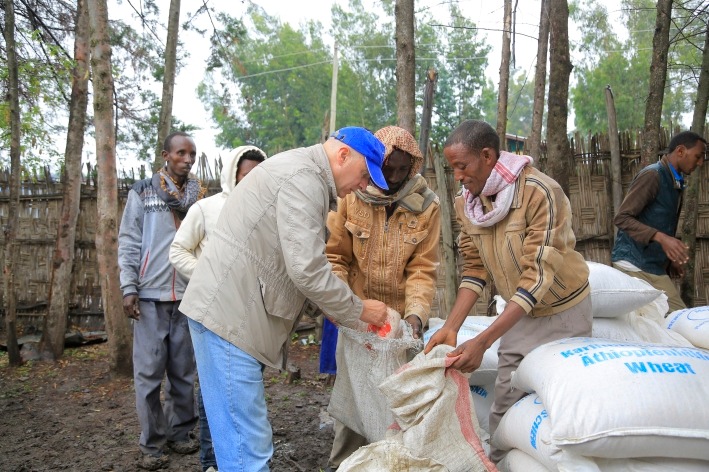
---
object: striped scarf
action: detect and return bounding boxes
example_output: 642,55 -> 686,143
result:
462,151 -> 533,227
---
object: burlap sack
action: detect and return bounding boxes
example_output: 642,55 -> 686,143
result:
376,345 -> 498,472
327,321 -> 422,442
338,439 -> 448,471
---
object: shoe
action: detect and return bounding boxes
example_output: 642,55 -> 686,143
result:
204,467 -> 218,472
137,451 -> 169,470
167,432 -> 199,454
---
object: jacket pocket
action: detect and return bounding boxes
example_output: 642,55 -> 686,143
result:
345,220 -> 371,260
258,277 -> 300,321
403,229 -> 429,245
504,228 -> 525,275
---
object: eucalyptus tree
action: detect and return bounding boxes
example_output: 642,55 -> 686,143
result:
0,0 -> 74,169
571,0 -> 705,134
87,0 -> 133,376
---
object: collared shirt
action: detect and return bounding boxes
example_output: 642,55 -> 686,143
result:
667,161 -> 685,190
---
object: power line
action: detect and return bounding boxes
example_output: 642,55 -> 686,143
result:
235,60 -> 331,79
124,0 -> 165,49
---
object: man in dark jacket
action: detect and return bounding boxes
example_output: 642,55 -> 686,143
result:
118,131 -> 206,470
612,131 -> 707,313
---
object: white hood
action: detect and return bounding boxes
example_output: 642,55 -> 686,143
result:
219,145 -> 267,196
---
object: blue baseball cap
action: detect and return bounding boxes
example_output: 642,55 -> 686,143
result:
331,127 -> 388,190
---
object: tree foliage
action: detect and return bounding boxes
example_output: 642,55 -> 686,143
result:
0,1 -> 74,169
0,0 -> 195,170
571,0 -> 707,133
196,0 -> 492,155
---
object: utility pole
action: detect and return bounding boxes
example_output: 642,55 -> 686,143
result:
605,85 -> 622,244
329,43 -> 339,135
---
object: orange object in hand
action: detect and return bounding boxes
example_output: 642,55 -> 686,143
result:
367,322 -> 392,337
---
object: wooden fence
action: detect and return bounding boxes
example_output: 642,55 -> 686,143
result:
1,129 -> 708,332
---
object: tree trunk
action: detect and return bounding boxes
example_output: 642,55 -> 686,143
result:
87,0 -> 133,376
41,0 -> 90,360
689,26 -> 709,134
3,0 -> 22,366
544,0 -> 573,195
680,25 -> 709,307
496,0 -> 512,150
640,0 -> 673,168
528,0 -> 550,159
605,86 -> 623,221
419,68 -> 436,173
395,0 -> 416,135
154,0 -> 181,170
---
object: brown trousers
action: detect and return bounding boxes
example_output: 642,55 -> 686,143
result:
327,420 -> 368,469
489,295 -> 592,463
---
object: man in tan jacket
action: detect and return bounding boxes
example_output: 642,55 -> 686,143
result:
324,126 -> 441,470
425,120 -> 592,464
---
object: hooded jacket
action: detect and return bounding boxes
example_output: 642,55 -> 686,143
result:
326,126 -> 440,326
170,146 -> 266,278
179,144 -> 364,369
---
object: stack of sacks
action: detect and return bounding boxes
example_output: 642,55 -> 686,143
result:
665,306 -> 709,349
587,262 -> 692,347
424,315 -> 498,440
494,337 -> 709,471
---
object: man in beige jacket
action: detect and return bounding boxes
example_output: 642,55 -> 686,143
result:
179,127 -> 389,472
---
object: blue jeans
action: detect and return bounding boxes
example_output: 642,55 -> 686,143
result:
189,319 -> 272,472
197,387 -> 217,471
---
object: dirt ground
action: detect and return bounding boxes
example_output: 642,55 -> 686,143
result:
0,337 -> 334,472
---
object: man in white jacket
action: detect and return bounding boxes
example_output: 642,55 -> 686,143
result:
171,146 -> 266,277
179,127 -> 390,471
170,145 -> 266,472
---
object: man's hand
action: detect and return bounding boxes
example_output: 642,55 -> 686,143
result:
404,315 -> 423,339
360,299 -> 387,326
423,326 -> 457,354
654,232 -> 689,265
123,294 -> 140,320
446,336 -> 487,373
669,259 -> 685,279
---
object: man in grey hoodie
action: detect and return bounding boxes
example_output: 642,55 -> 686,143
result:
118,131 -> 206,470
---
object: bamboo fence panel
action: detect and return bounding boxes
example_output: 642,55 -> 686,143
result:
1,129 -> 708,330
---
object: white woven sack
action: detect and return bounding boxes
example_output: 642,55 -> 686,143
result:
327,323 -> 422,442
337,439 -> 447,471
557,453 -> 709,472
492,394 -> 560,470
665,306 -> 709,349
470,383 -> 495,435
512,337 -> 709,459
587,261 -> 662,318
377,345 -> 498,472
498,449 -> 552,472
594,457 -> 709,471
425,316 -> 499,385
592,299 -> 692,347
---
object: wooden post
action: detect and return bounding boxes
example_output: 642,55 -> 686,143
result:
419,69 -> 436,173
605,85 -> 622,243
329,43 -> 339,135
425,69 -> 457,317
